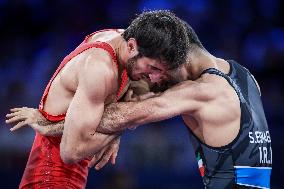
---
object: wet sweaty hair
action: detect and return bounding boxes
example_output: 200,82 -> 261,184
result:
181,20 -> 205,51
122,10 -> 189,69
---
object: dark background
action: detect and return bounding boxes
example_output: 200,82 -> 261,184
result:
0,0 -> 283,188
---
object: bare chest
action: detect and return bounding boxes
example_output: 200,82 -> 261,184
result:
43,59 -> 122,116
43,59 -> 80,115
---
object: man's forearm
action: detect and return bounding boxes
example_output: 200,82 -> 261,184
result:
36,112 -> 122,137
37,96 -> 163,136
36,102 -> 139,136
95,103 -> 132,134
96,98 -> 165,134
45,124 -> 64,136
36,117 -> 64,136
60,130 -> 120,163
41,121 -> 64,137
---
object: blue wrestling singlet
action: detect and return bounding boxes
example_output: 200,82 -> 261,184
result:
187,60 -> 272,189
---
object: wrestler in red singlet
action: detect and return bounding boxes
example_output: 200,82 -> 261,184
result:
19,29 -> 129,189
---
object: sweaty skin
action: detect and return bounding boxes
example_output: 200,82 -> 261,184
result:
51,32 -> 124,163
6,80 -> 151,136
6,79 -> 154,167
97,58 -> 241,148
7,34 -> 242,162
9,57 -> 241,151
96,75 -> 240,147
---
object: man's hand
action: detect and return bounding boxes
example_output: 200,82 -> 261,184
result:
5,107 -> 64,136
125,80 -> 159,102
88,136 -> 120,170
6,107 -> 43,131
124,89 -> 158,102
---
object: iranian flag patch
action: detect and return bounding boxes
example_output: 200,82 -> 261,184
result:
196,152 -> 205,177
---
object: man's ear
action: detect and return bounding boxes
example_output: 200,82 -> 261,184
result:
127,38 -> 139,57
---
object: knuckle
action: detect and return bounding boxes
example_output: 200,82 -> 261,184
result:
102,157 -> 109,161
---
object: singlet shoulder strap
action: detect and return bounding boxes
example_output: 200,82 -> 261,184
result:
80,42 -> 129,100
84,29 -> 121,43
78,42 -> 118,67
38,41 -> 121,121
200,68 -> 245,103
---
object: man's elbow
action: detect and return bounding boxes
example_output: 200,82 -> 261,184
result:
60,143 -> 82,164
60,151 -> 78,164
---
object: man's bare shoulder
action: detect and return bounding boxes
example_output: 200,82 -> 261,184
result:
77,48 -> 117,98
79,48 -> 116,78
89,29 -> 124,43
167,80 -> 216,102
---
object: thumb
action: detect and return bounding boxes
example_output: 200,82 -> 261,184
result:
124,90 -> 134,102
139,92 -> 156,100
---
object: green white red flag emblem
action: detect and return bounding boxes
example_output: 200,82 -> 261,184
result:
196,152 -> 205,177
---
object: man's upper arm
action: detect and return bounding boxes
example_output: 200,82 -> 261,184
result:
62,51 -> 113,151
141,81 -> 213,122
99,80 -> 214,133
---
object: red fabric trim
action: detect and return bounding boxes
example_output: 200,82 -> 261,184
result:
39,32 -> 124,121
84,29 -> 120,43
38,109 -> 65,122
116,69 -> 129,100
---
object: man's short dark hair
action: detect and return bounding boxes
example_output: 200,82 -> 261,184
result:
181,20 -> 204,51
123,10 -> 189,69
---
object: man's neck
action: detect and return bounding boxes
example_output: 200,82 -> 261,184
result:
184,50 -> 231,81
183,49 -> 220,80
110,35 -> 127,77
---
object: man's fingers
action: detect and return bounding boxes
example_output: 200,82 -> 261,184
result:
5,115 -> 25,124
10,121 -> 27,132
95,150 -> 112,170
6,112 -> 19,118
124,90 -> 134,102
10,108 -> 21,112
110,150 -> 118,165
10,107 -> 26,112
139,92 -> 156,100
88,151 -> 104,168
88,148 -> 106,168
110,154 -> 115,165
88,155 -> 99,168
111,137 -> 120,164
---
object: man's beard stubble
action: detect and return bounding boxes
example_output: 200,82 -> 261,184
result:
125,56 -> 179,93
125,56 -> 136,80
